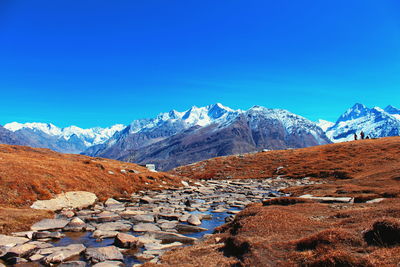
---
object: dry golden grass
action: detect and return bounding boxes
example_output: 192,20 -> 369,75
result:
173,137 -> 400,199
161,137 -> 400,266
158,200 -> 400,266
0,207 -> 53,234
0,144 -> 183,234
0,144 -> 182,207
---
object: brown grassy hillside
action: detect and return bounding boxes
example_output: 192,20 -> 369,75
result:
172,137 -> 400,199
157,137 -> 400,266
0,144 -> 182,234
0,144 -> 182,207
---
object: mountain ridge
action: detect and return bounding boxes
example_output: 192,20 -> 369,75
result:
84,104 -> 331,170
3,122 -> 125,153
2,103 -> 400,169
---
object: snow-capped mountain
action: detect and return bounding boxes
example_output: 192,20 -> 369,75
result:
316,119 -> 334,132
324,103 -> 400,143
3,122 -> 125,153
127,103 -> 239,134
83,103 -> 241,158
384,105 -> 400,120
83,103 -> 331,170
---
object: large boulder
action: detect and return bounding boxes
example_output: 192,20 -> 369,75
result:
85,246 -> 124,263
31,191 -> 98,211
43,244 -> 86,264
187,214 -> 201,226
63,217 -> 86,232
114,233 -> 140,248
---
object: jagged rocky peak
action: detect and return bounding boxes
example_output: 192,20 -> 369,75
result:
207,103 -> 235,119
384,105 -> 400,115
336,103 -> 370,122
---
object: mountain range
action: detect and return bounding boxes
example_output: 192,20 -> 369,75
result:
83,103 -> 330,170
1,103 -> 400,170
2,123 -> 125,153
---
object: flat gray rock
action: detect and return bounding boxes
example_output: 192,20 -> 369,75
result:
96,222 -> 132,232
59,261 -> 87,267
131,215 -> 154,223
176,224 -> 207,233
93,261 -> 125,267
133,223 -> 161,232
31,191 -> 97,211
3,243 -> 37,258
31,219 -> 70,231
0,234 -> 29,247
147,231 -> 197,244
299,195 -> 353,203
92,230 -> 119,239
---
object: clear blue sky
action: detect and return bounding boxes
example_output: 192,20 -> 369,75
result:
1,0 -> 400,128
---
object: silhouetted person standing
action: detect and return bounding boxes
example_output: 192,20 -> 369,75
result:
360,131 -> 365,140
354,133 -> 358,140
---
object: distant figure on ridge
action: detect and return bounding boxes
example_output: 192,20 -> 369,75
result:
360,131 -> 365,140
354,133 -> 358,140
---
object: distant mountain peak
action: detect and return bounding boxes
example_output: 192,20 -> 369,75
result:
207,103 -> 235,119
168,109 -> 181,119
384,105 -> 400,115
336,103 -> 370,123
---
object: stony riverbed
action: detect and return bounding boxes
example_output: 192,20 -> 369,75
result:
0,178 -> 315,266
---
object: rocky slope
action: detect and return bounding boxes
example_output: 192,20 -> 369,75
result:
323,103 -> 400,142
0,125 -> 27,146
85,104 -> 331,171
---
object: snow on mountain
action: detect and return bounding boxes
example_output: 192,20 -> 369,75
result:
84,103 -> 331,170
384,105 -> 400,120
4,122 -> 126,150
246,106 -> 330,145
5,122 -> 63,136
316,119 -> 334,131
125,103 -> 240,135
325,104 -> 400,143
